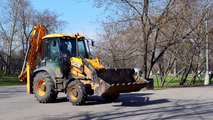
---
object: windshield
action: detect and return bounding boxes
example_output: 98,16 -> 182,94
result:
60,37 -> 88,58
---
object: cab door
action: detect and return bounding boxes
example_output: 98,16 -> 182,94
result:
41,38 -> 63,78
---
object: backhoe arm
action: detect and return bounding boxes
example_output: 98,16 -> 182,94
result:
18,25 -> 46,93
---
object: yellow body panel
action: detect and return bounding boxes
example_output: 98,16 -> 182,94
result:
70,57 -> 84,77
43,34 -> 70,39
70,57 -> 106,78
86,58 -> 106,69
70,35 -> 84,39
43,34 -> 85,39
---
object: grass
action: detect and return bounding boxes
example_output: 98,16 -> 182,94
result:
0,70 -> 24,86
152,74 -> 210,88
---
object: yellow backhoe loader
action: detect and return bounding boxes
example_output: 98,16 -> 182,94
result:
18,25 -> 148,105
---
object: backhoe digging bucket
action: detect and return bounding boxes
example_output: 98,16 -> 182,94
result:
92,69 -> 148,96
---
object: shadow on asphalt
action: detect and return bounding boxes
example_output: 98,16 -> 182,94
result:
55,92 -> 169,107
115,93 -> 169,107
55,97 -> 68,103
46,99 -> 213,120
85,93 -> 169,107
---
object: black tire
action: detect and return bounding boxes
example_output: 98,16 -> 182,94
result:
33,72 -> 58,103
102,94 -> 120,102
67,80 -> 87,105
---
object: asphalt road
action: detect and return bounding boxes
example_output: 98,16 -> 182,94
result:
0,85 -> 213,120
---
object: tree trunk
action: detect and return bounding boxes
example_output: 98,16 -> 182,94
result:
142,0 -> 149,79
0,63 -> 3,70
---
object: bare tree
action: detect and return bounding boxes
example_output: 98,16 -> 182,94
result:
0,0 -> 20,75
33,10 -> 66,33
0,0 -> 66,75
93,0 -> 188,78
93,0 -> 213,86
17,0 -> 34,56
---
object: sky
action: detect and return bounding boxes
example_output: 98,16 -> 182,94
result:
29,0 -> 105,39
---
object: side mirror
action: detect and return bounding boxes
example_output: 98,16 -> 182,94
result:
91,40 -> 95,47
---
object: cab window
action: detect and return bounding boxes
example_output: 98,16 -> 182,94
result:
44,38 -> 60,62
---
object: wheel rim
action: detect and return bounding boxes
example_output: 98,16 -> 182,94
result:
37,80 -> 46,96
69,86 -> 79,100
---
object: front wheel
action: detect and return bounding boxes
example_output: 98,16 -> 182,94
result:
33,72 -> 58,103
67,80 -> 87,105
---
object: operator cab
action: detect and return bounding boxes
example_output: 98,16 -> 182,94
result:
40,34 -> 88,78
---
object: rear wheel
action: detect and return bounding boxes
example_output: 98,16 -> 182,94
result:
102,94 -> 120,102
33,72 -> 58,103
67,80 -> 87,105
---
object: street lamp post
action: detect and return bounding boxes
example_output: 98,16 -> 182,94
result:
204,15 -> 209,85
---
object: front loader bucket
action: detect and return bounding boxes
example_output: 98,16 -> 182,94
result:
92,69 -> 148,96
